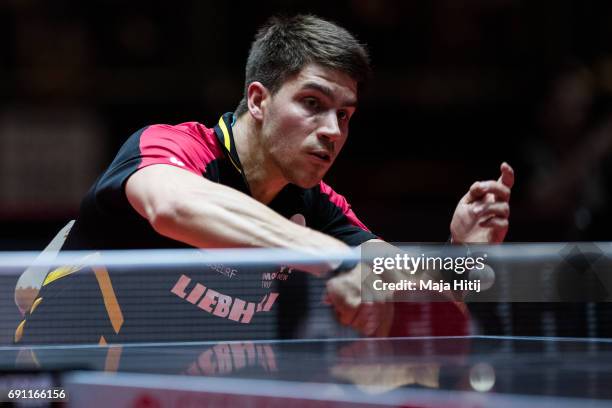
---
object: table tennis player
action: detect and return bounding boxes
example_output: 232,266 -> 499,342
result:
16,15 -> 513,344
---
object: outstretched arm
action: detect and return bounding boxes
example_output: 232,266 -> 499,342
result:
126,164 -> 350,270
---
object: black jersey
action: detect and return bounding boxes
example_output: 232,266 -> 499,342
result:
17,113 -> 376,344
64,112 -> 375,250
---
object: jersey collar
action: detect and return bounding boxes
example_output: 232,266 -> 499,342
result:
214,112 -> 244,174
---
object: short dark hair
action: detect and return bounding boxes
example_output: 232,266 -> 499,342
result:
235,15 -> 371,116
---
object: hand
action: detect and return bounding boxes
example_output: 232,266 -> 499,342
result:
325,266 -> 395,337
450,162 -> 514,244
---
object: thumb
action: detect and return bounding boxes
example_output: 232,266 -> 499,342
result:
498,162 -> 515,188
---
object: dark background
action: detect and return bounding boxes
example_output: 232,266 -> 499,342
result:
1,0 -> 612,248
1,0 -> 612,339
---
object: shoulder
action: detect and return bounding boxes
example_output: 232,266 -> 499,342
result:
141,122 -> 222,155
313,181 -> 350,209
302,181 -> 353,215
134,121 -> 224,169
303,181 -> 373,235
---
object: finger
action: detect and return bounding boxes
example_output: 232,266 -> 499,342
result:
472,202 -> 510,220
338,304 -> 359,326
467,181 -> 510,203
326,279 -> 360,326
350,304 -> 379,336
325,277 -> 356,307
374,302 -> 395,337
325,280 -> 348,310
479,217 -> 509,229
483,192 -> 496,204
326,287 -> 354,312
352,303 -> 394,337
498,162 -> 515,189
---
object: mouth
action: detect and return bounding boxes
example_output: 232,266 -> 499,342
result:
308,151 -> 332,163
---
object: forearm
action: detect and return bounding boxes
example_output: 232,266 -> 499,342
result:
127,165 -> 349,254
156,184 -> 345,251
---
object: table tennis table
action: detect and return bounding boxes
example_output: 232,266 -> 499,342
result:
1,335 -> 612,407
2,244 -> 612,406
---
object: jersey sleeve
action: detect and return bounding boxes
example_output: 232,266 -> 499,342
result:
93,123 -> 218,214
307,181 -> 378,246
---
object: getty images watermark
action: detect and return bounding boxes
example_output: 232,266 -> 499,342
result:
360,242 -> 612,303
371,252 -> 487,293
360,242 -> 491,302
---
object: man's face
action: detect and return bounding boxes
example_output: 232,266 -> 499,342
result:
259,63 -> 358,188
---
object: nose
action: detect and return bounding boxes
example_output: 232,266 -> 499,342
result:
318,111 -> 342,146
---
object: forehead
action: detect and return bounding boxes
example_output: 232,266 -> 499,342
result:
282,63 -> 358,104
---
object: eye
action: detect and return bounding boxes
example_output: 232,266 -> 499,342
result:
337,110 -> 349,121
302,97 -> 321,112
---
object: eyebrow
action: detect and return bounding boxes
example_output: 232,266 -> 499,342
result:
300,81 -> 358,107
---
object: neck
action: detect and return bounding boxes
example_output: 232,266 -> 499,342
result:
233,114 -> 287,204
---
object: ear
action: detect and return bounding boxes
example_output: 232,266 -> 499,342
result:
247,82 -> 268,121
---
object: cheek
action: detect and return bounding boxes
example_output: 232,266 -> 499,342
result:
280,103 -> 312,131
275,116 -> 314,148
264,99 -> 319,158
264,123 -> 299,160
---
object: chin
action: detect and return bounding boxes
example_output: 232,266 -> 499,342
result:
289,173 -> 323,189
284,163 -> 327,189
293,178 -> 321,189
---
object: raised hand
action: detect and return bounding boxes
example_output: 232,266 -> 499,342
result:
450,162 -> 514,244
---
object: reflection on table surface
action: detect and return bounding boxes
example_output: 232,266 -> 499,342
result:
3,335 -> 612,401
